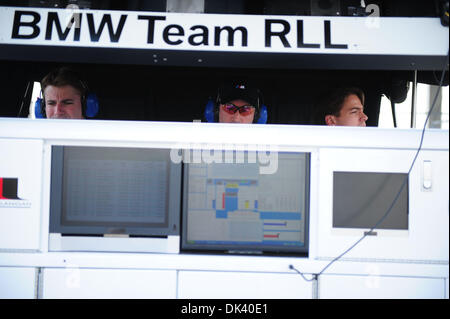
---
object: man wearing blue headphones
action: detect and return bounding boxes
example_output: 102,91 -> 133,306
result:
204,82 -> 268,124
37,67 -> 98,119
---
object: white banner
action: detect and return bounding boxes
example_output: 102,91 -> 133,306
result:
0,6 -> 448,56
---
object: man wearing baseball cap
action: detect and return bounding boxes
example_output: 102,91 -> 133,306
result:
205,82 -> 267,124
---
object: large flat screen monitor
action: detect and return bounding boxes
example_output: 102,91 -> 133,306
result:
333,171 -> 408,231
182,151 -> 310,255
49,146 -> 181,237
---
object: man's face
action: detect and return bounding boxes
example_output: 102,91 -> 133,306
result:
325,94 -> 368,127
218,99 -> 255,123
44,85 -> 84,119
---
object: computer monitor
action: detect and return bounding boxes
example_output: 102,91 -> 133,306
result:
181,150 -> 310,255
333,171 -> 409,231
49,146 -> 181,237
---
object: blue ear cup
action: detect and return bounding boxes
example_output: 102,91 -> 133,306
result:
256,105 -> 268,124
85,93 -> 99,118
35,97 -> 45,118
204,99 -> 215,122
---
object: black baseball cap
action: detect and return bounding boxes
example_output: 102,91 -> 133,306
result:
219,83 -> 261,108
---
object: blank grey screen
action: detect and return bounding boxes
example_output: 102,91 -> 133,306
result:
333,172 -> 408,230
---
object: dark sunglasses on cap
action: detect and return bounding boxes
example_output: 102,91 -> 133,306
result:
221,103 -> 255,116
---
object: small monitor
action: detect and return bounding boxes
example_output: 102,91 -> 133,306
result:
182,151 -> 310,255
333,172 -> 408,231
49,146 -> 181,237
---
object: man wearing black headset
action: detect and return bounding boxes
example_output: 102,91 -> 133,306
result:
40,67 -> 88,119
206,82 -> 267,124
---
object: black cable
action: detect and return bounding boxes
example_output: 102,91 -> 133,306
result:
17,81 -> 32,118
391,100 -> 397,128
289,265 -> 316,282
290,52 -> 449,281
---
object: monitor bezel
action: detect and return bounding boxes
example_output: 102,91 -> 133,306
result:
49,145 -> 182,237
332,171 -> 409,231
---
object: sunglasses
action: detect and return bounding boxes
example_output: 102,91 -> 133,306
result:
221,103 -> 255,116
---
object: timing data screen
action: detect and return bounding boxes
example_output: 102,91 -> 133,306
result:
183,151 -> 310,254
60,147 -> 171,227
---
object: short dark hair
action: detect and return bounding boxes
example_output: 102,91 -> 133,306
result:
40,67 -> 87,117
314,87 -> 365,125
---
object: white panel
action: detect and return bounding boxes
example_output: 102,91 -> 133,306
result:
42,268 -> 177,299
178,271 -> 312,299
0,138 -> 43,251
48,234 -> 180,254
316,148 -> 449,262
0,267 -> 36,299
1,119 -> 448,151
320,274 -> 445,299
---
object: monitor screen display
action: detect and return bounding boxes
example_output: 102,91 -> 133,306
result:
182,151 -> 310,255
333,172 -> 408,230
50,146 -> 181,237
